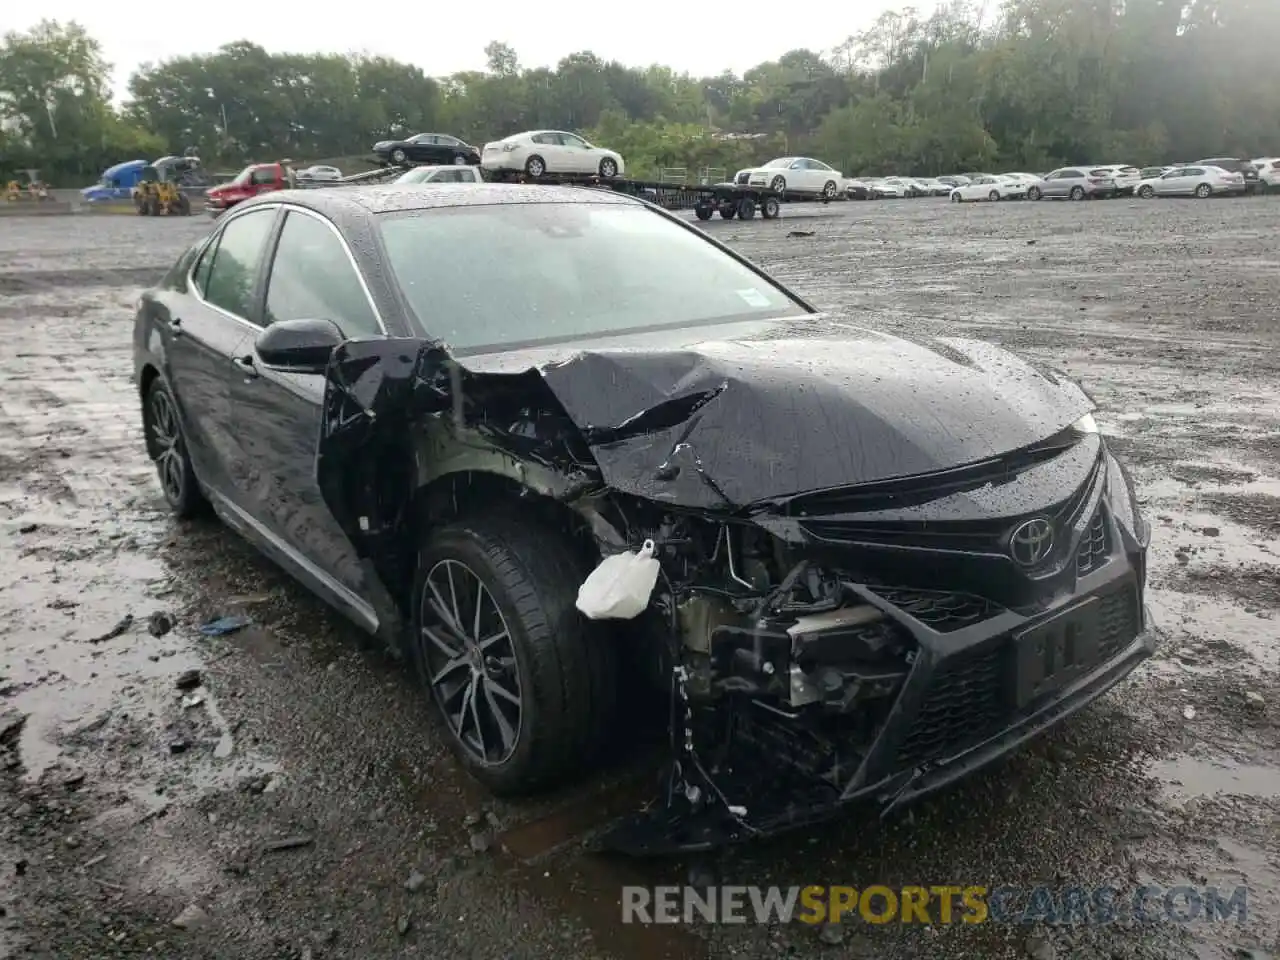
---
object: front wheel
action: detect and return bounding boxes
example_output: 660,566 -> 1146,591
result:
1027,186 -> 1042,201
598,157 -> 618,178
411,517 -> 617,795
144,378 -> 204,518
822,180 -> 837,199
1138,185 -> 1154,199
1070,186 -> 1085,200
769,176 -> 786,196
524,155 -> 546,178
951,192 -> 962,203
391,148 -> 407,165
988,190 -> 1001,202
453,154 -> 468,165
1195,183 -> 1212,199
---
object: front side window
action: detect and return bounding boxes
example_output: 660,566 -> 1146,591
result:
204,209 -> 276,319
379,202 -> 806,355
250,168 -> 276,185
265,211 -> 379,337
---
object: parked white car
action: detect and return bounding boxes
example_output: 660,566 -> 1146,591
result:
296,165 -> 342,182
1250,157 -> 1280,190
950,175 -> 1027,202
866,178 -> 902,198
736,157 -> 845,198
1001,172 -> 1047,199
394,165 -> 485,185
1133,164 -> 1246,198
481,131 -> 625,179
1091,164 -> 1143,195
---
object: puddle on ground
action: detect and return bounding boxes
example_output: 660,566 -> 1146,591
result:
1149,755 -> 1280,802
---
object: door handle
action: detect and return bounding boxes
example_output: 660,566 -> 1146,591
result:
233,354 -> 259,379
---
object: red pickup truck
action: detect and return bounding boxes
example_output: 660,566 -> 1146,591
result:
205,162 -> 296,216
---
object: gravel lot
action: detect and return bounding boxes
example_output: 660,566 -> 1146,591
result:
2,196 -> 1278,960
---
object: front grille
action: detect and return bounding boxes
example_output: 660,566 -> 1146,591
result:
1075,510 -> 1110,576
896,645 -> 1005,767
894,584 -> 1140,768
874,588 -> 999,632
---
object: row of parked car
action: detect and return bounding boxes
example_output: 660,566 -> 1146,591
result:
864,159 -> 1280,203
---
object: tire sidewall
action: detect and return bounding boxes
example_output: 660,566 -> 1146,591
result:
1071,186 -> 1085,200
391,149 -> 407,165
525,155 -> 545,177
599,158 -> 618,178
770,176 -> 786,195
410,529 -> 541,784
144,376 -> 200,515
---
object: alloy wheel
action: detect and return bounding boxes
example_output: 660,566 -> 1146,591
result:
420,559 -> 522,765
148,387 -> 186,505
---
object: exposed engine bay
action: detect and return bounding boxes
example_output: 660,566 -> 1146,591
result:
315,333 -> 1153,854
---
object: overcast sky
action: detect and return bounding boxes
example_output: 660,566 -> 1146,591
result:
17,0 -> 929,100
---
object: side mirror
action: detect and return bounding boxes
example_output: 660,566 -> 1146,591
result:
255,318 -> 345,373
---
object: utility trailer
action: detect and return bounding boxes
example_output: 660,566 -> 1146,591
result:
485,170 -> 783,220
297,164 -> 784,220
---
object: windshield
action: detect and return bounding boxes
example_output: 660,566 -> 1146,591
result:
378,202 -> 807,354
394,168 -> 434,183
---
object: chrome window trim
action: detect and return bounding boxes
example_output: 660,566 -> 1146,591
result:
187,201 -> 387,337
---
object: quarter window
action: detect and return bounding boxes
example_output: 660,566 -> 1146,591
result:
264,211 -> 379,338
203,209 -> 276,319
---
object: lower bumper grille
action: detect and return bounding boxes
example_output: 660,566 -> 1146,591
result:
895,584 -> 1139,768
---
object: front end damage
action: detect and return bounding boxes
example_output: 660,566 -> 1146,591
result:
318,335 -> 1155,855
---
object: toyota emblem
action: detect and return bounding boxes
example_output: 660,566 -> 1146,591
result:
1009,518 -> 1055,567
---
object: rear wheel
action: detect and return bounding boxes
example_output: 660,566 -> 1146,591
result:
951,192 -> 962,203
453,154 -> 467,165
1070,186 -> 1085,200
598,157 -> 618,178
1138,185 -> 1154,199
822,180 -> 837,199
761,196 -> 781,219
524,155 -> 546,178
988,190 -> 1001,202
411,516 -> 617,794
1195,183 -> 1212,199
1027,186 -> 1042,201
391,148 -> 408,165
144,377 -> 204,518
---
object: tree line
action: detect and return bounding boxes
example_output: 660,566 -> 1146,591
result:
2,0 -> 1278,187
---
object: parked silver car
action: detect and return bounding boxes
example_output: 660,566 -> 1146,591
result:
1034,167 -> 1118,200
1133,164 -> 1246,198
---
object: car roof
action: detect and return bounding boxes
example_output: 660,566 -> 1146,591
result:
235,183 -> 643,218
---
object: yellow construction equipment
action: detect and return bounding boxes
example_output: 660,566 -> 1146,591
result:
131,157 -> 199,216
5,171 -> 51,202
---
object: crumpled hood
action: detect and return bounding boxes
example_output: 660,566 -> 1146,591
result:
454,325 -> 1093,508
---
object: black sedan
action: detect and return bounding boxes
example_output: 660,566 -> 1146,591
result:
372,132 -> 481,167
134,184 -> 1155,852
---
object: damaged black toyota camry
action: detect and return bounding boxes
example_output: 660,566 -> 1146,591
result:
133,184 -> 1154,853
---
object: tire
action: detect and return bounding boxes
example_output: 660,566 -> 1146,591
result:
391,148 -> 407,166
598,157 -> 618,178
145,196 -> 160,216
1138,185 -> 1154,199
175,193 -> 191,215
951,192 -> 962,203
718,203 -> 737,219
988,190 -> 1000,202
1028,186 -> 1042,201
694,203 -> 713,221
453,154 -> 467,165
770,176 -> 786,196
410,515 -> 617,795
135,197 -> 147,216
738,197 -> 756,219
524,155 -> 546,178
1070,186 -> 1085,200
143,377 -> 204,518
761,196 -> 780,219
1195,183 -> 1212,199
822,180 -> 837,199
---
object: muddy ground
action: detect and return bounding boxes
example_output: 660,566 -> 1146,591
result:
1,196 -> 1278,960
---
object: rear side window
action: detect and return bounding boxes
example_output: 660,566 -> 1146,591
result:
264,211 -> 379,338
1061,170 -> 1083,178
204,209 -> 276,319
1089,169 -> 1111,176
